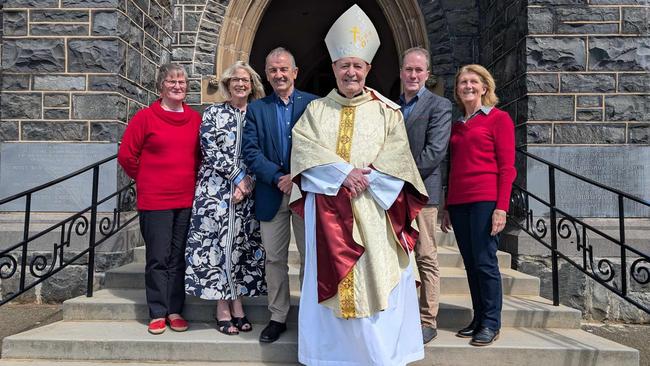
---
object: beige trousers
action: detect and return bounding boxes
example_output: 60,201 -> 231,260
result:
415,205 -> 440,328
260,194 -> 305,323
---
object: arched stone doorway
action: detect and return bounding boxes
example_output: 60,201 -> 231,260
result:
205,0 -> 428,101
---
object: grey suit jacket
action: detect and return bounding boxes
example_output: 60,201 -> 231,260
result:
402,88 -> 452,205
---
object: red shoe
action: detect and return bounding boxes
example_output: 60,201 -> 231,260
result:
148,318 -> 166,334
167,315 -> 189,332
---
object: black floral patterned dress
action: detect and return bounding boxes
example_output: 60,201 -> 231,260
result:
185,102 -> 266,300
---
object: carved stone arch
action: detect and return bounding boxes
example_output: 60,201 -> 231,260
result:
203,0 -> 429,101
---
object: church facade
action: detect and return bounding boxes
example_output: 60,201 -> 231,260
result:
1,0 -> 649,320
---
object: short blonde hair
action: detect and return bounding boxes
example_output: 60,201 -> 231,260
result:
219,61 -> 265,102
454,64 -> 499,113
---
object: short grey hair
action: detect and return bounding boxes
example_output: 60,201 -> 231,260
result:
156,63 -> 188,94
219,61 -> 266,101
401,47 -> 430,70
265,47 -> 297,69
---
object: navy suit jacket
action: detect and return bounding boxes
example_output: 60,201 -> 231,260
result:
243,89 -> 318,221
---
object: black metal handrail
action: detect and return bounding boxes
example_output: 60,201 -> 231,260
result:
0,154 -> 137,306
508,147 -> 650,315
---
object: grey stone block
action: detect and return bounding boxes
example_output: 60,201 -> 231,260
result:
126,1 -> 144,26
127,100 -> 145,121
556,6 -> 619,22
30,10 -> 89,22
557,23 -> 619,34
143,16 -> 159,39
1,93 -> 42,120
590,0 -> 649,4
171,47 -> 193,61
605,95 -> 650,121
623,8 -> 650,35
43,93 -> 70,107
577,95 -> 602,108
22,121 -> 88,141
589,37 -> 650,71
527,124 -> 552,144
184,11 -> 201,32
618,73 -> 650,93
88,75 -> 148,105
90,122 -> 125,142
68,39 -> 126,73
128,24 -> 144,49
188,79 -> 201,92
554,123 -> 626,144
560,73 -> 616,93
528,7 -> 553,34
576,109 -> 603,122
126,49 -> 142,82
628,123 -> 650,144
202,6 -> 224,25
1,74 -> 31,91
40,265 -> 89,302
141,59 -> 157,91
92,10 -> 131,37
527,0 -> 586,4
33,75 -> 86,91
72,94 -> 127,121
143,34 -> 161,55
132,0 -> 149,13
3,0 -> 58,7
2,39 -> 65,73
527,37 -> 586,71
528,95 -> 574,121
3,10 -> 27,36
0,122 -> 20,142
30,24 -> 89,36
43,108 -> 71,120
62,0 -> 120,7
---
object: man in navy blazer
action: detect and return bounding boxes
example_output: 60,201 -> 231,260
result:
399,47 -> 452,344
242,47 -> 318,343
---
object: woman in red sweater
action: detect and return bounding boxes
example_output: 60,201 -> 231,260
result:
117,63 -> 201,335
441,64 -> 516,346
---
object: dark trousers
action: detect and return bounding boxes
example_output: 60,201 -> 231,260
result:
139,208 -> 191,319
448,201 -> 502,331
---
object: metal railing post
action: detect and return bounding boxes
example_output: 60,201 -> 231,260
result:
548,166 -> 559,306
19,194 -> 32,293
618,195 -> 627,296
86,167 -> 99,297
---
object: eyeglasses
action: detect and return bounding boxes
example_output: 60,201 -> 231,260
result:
164,79 -> 187,87
230,77 -> 251,85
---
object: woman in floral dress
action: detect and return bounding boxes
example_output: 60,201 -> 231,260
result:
185,61 -> 266,335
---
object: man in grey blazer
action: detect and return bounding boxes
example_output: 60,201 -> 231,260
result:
398,47 -> 452,344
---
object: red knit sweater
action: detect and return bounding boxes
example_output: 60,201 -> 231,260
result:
446,107 -> 516,211
117,100 -> 201,210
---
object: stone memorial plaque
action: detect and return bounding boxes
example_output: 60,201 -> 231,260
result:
526,146 -> 650,218
0,143 -> 118,212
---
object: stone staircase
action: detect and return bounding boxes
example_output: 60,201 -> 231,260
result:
0,233 -> 639,366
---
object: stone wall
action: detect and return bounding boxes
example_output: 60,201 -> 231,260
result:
1,0 -> 174,143
526,0 -> 650,145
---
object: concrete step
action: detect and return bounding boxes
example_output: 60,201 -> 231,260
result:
0,361 -> 296,366
133,230 -> 462,265
63,289 -> 581,329
106,263 -> 536,296
1,321 -> 638,365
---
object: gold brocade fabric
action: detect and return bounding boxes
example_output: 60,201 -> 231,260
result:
335,106 -> 357,318
291,88 -> 426,318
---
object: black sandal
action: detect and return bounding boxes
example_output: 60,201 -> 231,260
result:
216,319 -> 239,335
232,316 -> 252,332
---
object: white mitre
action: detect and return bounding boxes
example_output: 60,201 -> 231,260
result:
325,4 -> 380,63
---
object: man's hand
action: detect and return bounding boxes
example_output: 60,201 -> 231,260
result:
237,175 -> 254,196
233,186 -> 244,204
440,210 -> 453,233
491,209 -> 507,236
342,168 -> 371,198
277,174 -> 293,195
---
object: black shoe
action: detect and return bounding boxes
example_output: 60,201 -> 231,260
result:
259,320 -> 287,343
456,320 -> 479,338
422,325 -> 438,344
470,327 -> 499,346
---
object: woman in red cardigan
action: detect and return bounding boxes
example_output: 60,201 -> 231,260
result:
441,64 -> 516,346
118,63 -> 201,335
